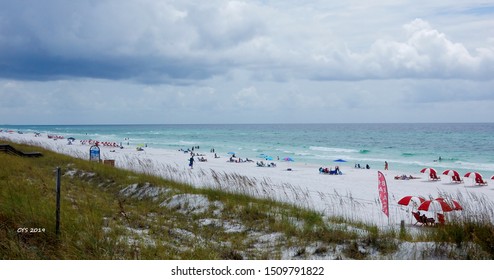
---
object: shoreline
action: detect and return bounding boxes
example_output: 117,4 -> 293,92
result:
3,123 -> 494,177
2,131 -> 493,227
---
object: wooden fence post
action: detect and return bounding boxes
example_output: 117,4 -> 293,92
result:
55,167 -> 61,237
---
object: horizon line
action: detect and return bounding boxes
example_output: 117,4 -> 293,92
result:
2,122 -> 494,126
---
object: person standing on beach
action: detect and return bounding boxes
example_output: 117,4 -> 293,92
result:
384,161 -> 388,170
189,156 -> 195,169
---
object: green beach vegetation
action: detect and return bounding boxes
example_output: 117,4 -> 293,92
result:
1,140 -> 493,260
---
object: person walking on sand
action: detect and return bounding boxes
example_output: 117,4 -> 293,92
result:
189,156 -> 195,169
384,161 -> 388,170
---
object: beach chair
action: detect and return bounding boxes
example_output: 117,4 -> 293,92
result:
451,175 -> 463,183
430,173 -> 441,181
413,212 -> 435,226
412,212 -> 425,226
475,177 -> 488,186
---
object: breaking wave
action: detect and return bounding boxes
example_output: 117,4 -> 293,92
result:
309,146 -> 358,153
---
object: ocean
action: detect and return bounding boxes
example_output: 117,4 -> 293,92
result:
2,123 -> 493,177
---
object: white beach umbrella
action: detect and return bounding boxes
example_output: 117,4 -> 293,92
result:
420,168 -> 437,175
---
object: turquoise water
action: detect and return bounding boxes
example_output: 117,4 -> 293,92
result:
2,123 -> 494,176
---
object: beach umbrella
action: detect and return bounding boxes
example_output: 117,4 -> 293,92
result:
283,157 -> 294,162
397,196 -> 425,207
442,169 -> 460,177
464,171 -> 483,180
442,169 -> 462,182
333,159 -> 347,163
264,156 -> 273,160
491,175 -> 494,180
451,200 -> 463,211
227,152 -> 236,155
435,198 -> 463,211
463,171 -> 488,186
418,200 -> 454,212
420,168 -> 437,175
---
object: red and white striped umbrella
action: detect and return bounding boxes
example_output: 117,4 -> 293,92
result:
464,172 -> 483,180
435,197 -> 463,211
398,196 -> 425,207
442,169 -> 460,177
491,175 -> 494,180
418,199 -> 454,212
420,168 -> 437,175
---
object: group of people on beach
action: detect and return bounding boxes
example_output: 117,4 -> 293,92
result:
186,146 -> 286,169
179,147 -> 200,154
354,163 -> 371,169
354,161 -> 390,171
257,161 -> 276,167
230,156 -> 253,163
185,146 -> 395,176
394,174 -> 419,180
416,211 -> 436,226
319,166 -> 342,175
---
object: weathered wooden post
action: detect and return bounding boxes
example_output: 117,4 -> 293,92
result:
55,167 -> 61,237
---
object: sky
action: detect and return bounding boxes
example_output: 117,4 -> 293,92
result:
0,0 -> 493,125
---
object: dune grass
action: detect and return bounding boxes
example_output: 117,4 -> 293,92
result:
1,140 -> 494,260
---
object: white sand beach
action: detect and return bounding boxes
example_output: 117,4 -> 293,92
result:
2,131 -> 494,228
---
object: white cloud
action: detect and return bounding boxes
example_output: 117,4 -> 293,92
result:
310,18 -> 494,80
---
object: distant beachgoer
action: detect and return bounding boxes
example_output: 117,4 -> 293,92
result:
384,161 -> 388,170
189,156 -> 195,169
366,164 -> 370,169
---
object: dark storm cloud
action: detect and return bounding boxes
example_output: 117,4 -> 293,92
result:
0,50 -> 226,83
0,0 -> 239,83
